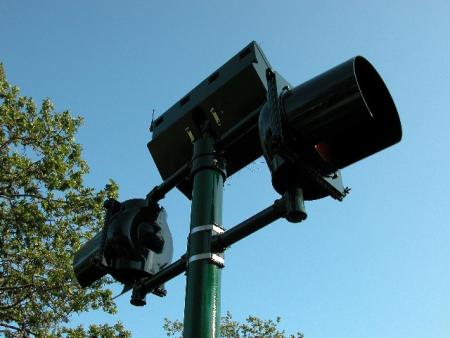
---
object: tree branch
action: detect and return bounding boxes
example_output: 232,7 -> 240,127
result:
0,293 -> 30,310
0,283 -> 33,291
0,321 -> 36,336
0,193 -> 44,200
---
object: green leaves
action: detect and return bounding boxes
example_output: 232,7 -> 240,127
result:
59,321 -> 131,338
164,312 -> 304,338
0,63 -> 127,337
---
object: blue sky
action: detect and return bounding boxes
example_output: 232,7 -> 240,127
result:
2,1 -> 450,337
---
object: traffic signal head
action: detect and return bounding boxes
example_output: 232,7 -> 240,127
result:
147,42 -> 401,201
73,199 -> 173,288
259,56 -> 402,199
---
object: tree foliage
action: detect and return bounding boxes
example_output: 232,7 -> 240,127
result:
164,312 -> 304,338
0,63 -> 129,337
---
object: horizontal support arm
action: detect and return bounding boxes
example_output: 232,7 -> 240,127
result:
146,163 -> 190,202
211,197 -> 286,252
131,255 -> 187,306
131,191 -> 305,306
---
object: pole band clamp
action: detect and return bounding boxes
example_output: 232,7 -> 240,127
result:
188,253 -> 225,268
190,224 -> 225,236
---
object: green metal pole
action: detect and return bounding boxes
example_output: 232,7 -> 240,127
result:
183,133 -> 225,338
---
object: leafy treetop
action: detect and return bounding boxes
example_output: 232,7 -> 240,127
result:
164,312 -> 304,338
0,63 -> 129,337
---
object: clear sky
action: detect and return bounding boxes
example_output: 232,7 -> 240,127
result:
2,1 -> 450,337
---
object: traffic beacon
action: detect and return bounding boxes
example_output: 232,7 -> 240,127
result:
259,56 -> 401,207
73,198 -> 173,305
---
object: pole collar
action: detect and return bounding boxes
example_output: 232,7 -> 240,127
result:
190,153 -> 227,181
190,134 -> 227,180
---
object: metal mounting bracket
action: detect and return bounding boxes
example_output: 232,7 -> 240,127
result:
188,224 -> 225,268
188,253 -> 225,268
